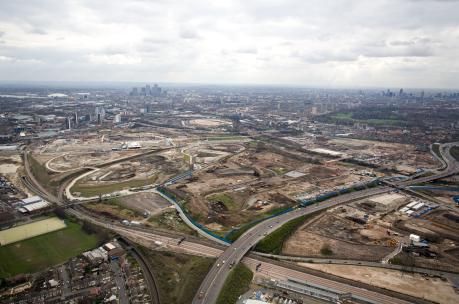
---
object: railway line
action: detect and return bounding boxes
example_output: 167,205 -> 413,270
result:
20,142 -> 459,304
193,142 -> 459,304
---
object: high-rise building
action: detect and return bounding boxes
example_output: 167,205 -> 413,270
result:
114,114 -> 122,123
130,84 -> 163,97
152,84 -> 162,97
130,87 -> 139,96
95,107 -> 105,124
146,84 -> 151,96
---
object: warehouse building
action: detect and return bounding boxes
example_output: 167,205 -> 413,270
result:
16,196 -> 51,214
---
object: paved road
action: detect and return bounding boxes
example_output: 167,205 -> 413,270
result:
59,265 -> 71,298
22,143 -> 458,304
193,186 -> 391,304
396,143 -> 459,188
193,143 -> 459,304
20,149 -> 429,304
21,174 -> 431,304
115,225 -> 418,304
110,260 -> 129,304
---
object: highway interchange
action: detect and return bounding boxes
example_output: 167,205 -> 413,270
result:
21,142 -> 459,304
193,142 -> 459,304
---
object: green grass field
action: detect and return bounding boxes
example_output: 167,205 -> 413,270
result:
216,263 -> 253,304
71,175 -> 158,197
329,112 -> 403,126
139,248 -> 215,304
0,221 -> 100,278
255,211 -> 322,254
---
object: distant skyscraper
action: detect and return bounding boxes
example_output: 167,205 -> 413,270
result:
114,114 -> 122,123
152,84 -> 162,97
130,87 -> 139,96
130,84 -> 163,97
95,107 -> 105,124
146,84 -> 151,96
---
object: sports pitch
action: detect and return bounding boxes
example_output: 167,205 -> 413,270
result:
0,217 -> 66,246
0,221 -> 100,278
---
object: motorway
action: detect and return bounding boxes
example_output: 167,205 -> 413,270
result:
396,143 -> 459,188
19,166 -> 421,304
193,186 -> 392,304
112,223 -> 416,304
21,143 -> 459,304
193,142 -> 459,304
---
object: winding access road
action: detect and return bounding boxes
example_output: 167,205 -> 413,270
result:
193,142 -> 459,304
22,142 -> 459,304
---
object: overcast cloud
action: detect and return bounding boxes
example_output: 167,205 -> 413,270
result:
0,0 -> 458,88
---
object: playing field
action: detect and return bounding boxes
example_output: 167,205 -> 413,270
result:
0,217 -> 67,246
0,221 -> 100,278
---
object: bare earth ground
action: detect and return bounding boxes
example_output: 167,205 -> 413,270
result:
283,230 -> 392,260
0,153 -> 31,196
46,150 -> 137,171
117,192 -> 171,214
298,263 -> 459,304
84,192 -> 172,222
327,138 -> 437,171
284,211 -> 394,260
189,118 -> 231,127
172,147 -> 340,228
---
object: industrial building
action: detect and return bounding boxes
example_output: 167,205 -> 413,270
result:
15,196 -> 51,214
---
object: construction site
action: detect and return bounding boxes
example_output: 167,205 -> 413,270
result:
166,140 -> 381,236
284,136 -> 438,175
279,186 -> 459,273
69,151 -> 187,198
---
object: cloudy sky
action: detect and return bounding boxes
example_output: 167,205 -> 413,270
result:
0,0 -> 458,88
